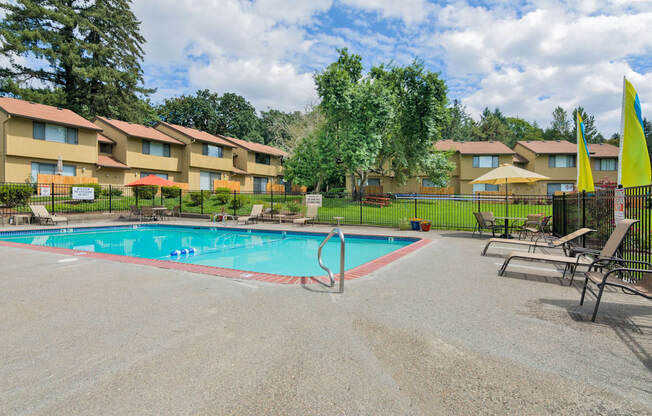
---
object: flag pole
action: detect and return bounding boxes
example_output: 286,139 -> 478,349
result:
617,76 -> 626,186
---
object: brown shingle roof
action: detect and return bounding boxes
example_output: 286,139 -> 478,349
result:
156,122 -> 236,148
97,155 -> 129,169
220,135 -> 288,157
97,134 -> 115,144
94,116 -> 184,145
588,143 -> 619,158
435,139 -> 514,155
516,140 -> 575,154
231,166 -> 248,175
0,97 -> 102,131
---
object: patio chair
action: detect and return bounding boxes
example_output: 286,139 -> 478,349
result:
237,204 -> 263,225
580,261 -> 652,322
164,206 -> 180,219
293,204 -> 319,225
28,204 -> 68,226
515,214 -> 543,239
498,219 -> 639,286
140,206 -> 156,221
472,212 -> 503,237
482,227 -> 594,256
128,205 -> 142,221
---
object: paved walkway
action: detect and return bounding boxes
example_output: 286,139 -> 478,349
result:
0,220 -> 650,415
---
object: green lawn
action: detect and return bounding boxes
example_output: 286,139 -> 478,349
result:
7,193 -> 552,231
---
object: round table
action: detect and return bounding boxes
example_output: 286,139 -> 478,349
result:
334,216 -> 344,226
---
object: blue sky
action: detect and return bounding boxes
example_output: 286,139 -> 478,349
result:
132,0 -> 652,135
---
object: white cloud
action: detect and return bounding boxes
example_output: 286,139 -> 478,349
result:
339,0 -> 434,23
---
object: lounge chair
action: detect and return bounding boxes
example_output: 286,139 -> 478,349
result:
580,260 -> 652,322
237,204 -> 263,225
498,219 -> 639,285
482,227 -> 594,256
28,204 -> 68,225
293,205 -> 318,225
472,212 -> 503,237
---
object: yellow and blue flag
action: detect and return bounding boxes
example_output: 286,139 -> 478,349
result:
619,78 -> 651,187
576,112 -> 595,192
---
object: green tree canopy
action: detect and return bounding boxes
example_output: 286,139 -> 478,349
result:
0,0 -> 154,123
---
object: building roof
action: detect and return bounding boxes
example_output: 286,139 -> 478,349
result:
516,140 -> 576,154
97,134 -> 115,144
435,139 -> 515,155
588,143 -> 619,158
97,155 -> 129,169
156,121 -> 236,148
231,166 -> 248,175
512,153 -> 529,164
220,135 -> 288,157
0,96 -> 102,131
94,116 -> 185,145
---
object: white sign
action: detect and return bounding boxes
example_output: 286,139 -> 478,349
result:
40,186 -> 51,197
72,186 -> 94,200
614,187 -> 625,224
305,193 -> 322,207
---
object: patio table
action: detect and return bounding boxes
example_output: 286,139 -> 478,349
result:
494,216 -> 527,238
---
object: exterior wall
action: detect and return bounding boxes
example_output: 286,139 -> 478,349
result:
243,149 -> 283,177
93,167 -> 129,186
5,155 -> 95,183
592,158 -> 618,184
0,111 -> 7,182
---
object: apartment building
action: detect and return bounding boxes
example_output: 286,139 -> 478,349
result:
154,122 -> 238,190
92,116 -> 185,185
221,136 -> 288,193
0,97 -> 101,183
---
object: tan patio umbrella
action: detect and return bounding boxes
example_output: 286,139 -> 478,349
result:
470,164 -> 549,237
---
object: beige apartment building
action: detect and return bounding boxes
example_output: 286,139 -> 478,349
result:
0,97 -> 101,183
92,116 -> 186,185
221,136 -> 288,193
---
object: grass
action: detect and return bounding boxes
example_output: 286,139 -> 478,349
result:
4,193 -> 552,231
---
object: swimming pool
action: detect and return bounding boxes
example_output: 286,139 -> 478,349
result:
0,225 -> 424,280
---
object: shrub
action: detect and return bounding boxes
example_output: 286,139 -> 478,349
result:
286,200 -> 301,213
161,186 -> 181,199
229,195 -> 245,210
188,191 -> 207,206
0,184 -> 33,207
71,183 -> 101,200
134,185 -> 158,199
100,188 -> 123,197
213,188 -> 232,205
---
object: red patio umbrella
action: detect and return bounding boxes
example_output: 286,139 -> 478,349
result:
126,175 -> 177,187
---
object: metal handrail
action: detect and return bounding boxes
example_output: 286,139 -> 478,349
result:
317,227 -> 345,293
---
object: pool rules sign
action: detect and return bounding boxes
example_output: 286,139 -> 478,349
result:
614,187 -> 625,224
72,186 -> 95,200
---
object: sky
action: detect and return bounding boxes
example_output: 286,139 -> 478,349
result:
131,0 -> 652,136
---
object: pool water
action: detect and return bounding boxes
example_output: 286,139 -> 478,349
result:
0,225 -> 417,276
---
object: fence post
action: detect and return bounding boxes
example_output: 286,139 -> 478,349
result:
581,190 -> 586,247
271,187 -> 274,221
201,190 -> 204,215
160,189 -> 163,206
233,190 -> 237,217
284,185 -> 287,202
359,188 -> 363,224
136,187 -> 139,207
414,193 -> 418,218
109,184 -> 112,213
51,182 -> 55,214
178,188 -> 182,213
561,192 -> 568,235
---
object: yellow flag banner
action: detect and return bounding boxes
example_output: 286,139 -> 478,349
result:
619,78 -> 651,187
576,112 -> 595,192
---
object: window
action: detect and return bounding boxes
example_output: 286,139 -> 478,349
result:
472,155 -> 499,168
31,162 -> 75,182
255,152 -> 271,165
253,177 -> 268,194
472,183 -> 499,193
33,121 -> 78,144
142,140 -> 170,157
140,172 -> 168,180
422,178 -> 436,187
99,143 -> 113,154
548,155 -> 576,168
200,171 -> 222,190
547,183 -> 574,195
595,158 -> 617,171
366,178 -> 381,186
202,143 -> 223,158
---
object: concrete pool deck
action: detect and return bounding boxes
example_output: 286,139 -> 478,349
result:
0,219 -> 650,415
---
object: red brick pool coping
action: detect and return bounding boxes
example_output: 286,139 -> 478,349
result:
0,229 -> 431,284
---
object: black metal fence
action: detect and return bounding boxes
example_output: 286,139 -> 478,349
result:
0,182 -> 553,230
552,186 -> 651,268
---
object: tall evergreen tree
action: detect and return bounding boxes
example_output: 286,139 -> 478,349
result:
0,0 -> 154,122
572,106 -> 600,143
443,99 -> 474,141
545,106 -> 573,141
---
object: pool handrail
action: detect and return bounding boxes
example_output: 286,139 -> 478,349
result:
317,227 -> 345,293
